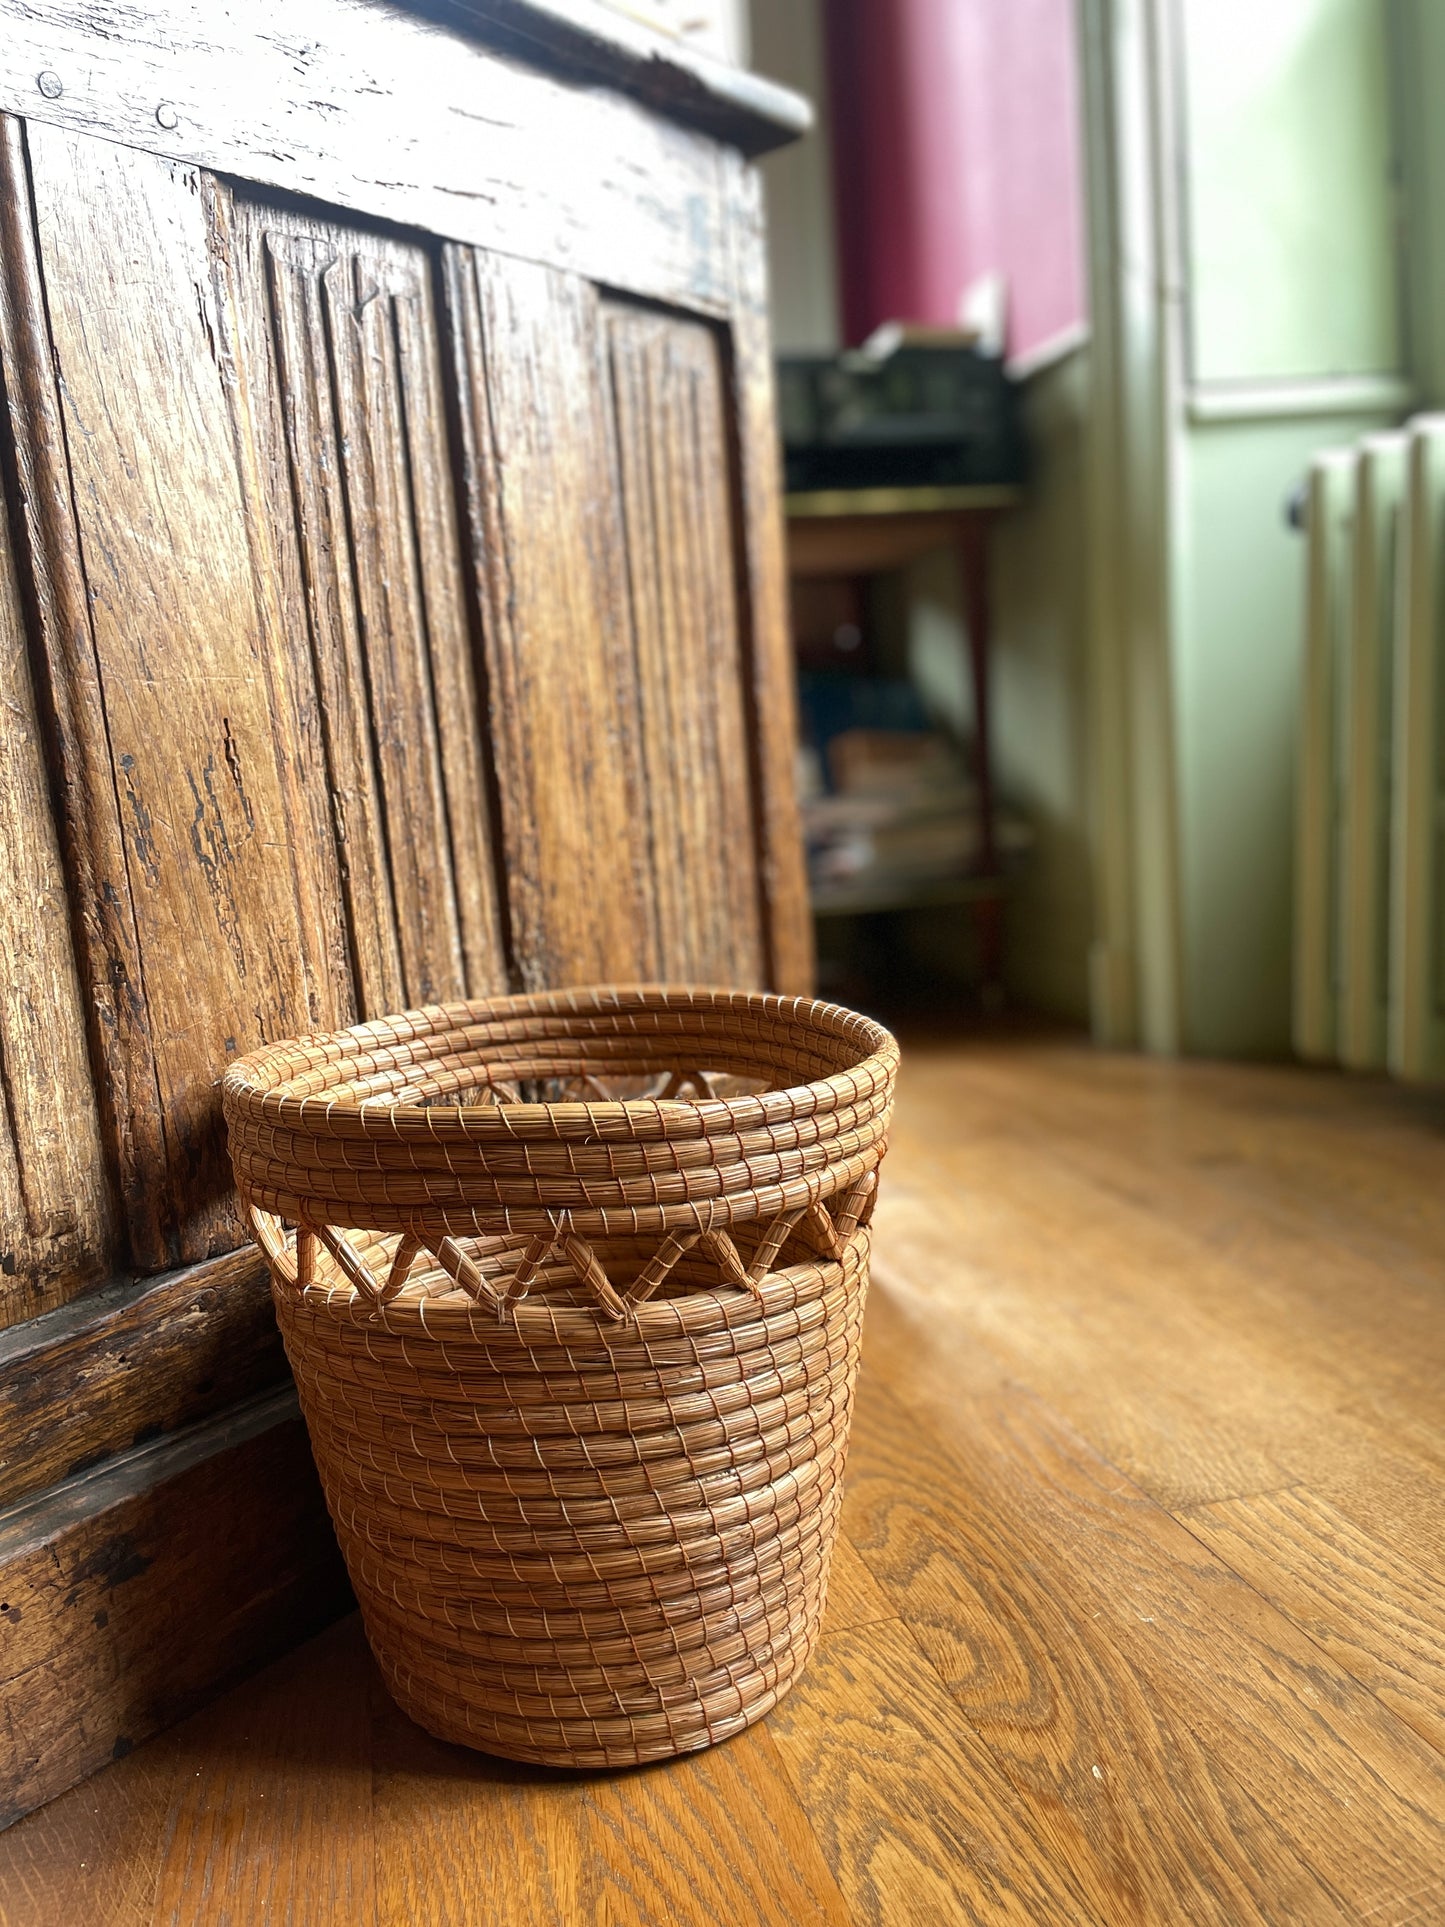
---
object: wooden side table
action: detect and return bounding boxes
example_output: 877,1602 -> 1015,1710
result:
785,484 -> 1024,991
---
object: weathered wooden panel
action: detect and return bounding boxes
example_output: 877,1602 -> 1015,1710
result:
0,349 -> 113,1328
0,118 -> 168,1266
604,301 -> 767,987
19,125 -> 325,1266
0,1392 -> 351,1829
0,0 -> 742,314
224,195 -> 504,1016
447,248 -> 658,987
0,1248 -> 286,1510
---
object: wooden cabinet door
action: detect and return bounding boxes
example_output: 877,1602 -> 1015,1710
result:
0,0 -> 808,1822
447,251 -> 770,989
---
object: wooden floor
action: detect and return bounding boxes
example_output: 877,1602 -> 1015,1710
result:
4,1033 -> 1445,1925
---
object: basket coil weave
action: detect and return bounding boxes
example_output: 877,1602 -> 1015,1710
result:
223,986 -> 899,1768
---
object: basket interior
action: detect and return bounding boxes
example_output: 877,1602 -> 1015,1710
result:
234,989 -> 886,1113
398,1068 -> 771,1109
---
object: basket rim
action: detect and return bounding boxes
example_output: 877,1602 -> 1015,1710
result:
221,984 -> 899,1146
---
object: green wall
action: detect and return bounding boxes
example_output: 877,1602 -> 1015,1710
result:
1166,0 -> 1405,1055
1178,0 -> 1400,385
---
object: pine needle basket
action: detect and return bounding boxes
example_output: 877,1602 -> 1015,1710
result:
223,985 -> 899,1768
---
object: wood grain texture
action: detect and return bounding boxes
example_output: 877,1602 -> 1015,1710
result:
604,300 -> 766,988
884,1042 -> 1445,1556
0,1392 -> 350,1829
0,1247 -> 286,1510
766,1616 -> 1106,1925
3,1038 -> 1445,1921
869,1053 -> 1441,1517
819,1531 -> 896,1637
447,248 -> 803,994
23,125 -> 320,1267
0,0 -> 737,313
372,1667 -> 851,1927
225,193 -> 504,1017
447,248 -> 658,988
0,1719 -> 173,1927
0,116 -> 167,1266
1182,1487 -> 1445,1758
0,327 -> 112,1327
719,155 -> 812,994
843,1376 -> 1445,1925
147,1617 -> 374,1927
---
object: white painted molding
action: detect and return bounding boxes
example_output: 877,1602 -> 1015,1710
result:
1077,0 -> 1186,1053
1188,375 -> 1414,425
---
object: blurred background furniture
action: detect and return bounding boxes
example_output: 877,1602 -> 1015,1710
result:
786,484 -> 1022,990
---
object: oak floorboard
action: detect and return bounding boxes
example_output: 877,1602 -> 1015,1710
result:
2,1035 -> 1443,1924
947,1046 -> 1445,1412
766,1616 -> 1109,1925
874,1062 -> 1445,1524
1181,1486 -> 1445,1756
370,1668 -> 851,1927
146,1618 -> 375,1927
843,1375 -> 1445,1925
870,1159 -> 1302,1507
0,1733 -> 171,1927
985,1041 -> 1445,1272
819,1532 -> 898,1637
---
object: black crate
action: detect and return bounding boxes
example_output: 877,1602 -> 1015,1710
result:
778,347 -> 1025,494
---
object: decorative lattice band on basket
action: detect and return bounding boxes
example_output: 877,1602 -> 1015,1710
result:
223,986 -> 899,1768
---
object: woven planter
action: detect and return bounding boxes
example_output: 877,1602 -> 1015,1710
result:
223,986 -> 898,1768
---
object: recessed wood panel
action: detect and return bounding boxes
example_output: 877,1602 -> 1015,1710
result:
447,248 -> 658,988
224,195 -> 504,1017
447,247 -> 801,994
604,301 -> 766,987
0,378 -> 113,1327
0,118 -> 172,1266
17,125 -> 326,1268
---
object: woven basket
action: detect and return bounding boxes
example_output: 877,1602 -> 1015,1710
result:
223,985 -> 898,1768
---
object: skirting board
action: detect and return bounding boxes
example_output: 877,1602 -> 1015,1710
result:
0,1248 -> 287,1509
0,1385 -> 352,1828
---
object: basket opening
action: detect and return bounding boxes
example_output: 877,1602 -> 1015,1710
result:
290,1219 -> 834,1311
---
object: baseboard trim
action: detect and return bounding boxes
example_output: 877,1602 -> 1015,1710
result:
0,1386 -> 351,1828
0,1246 -> 288,1509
